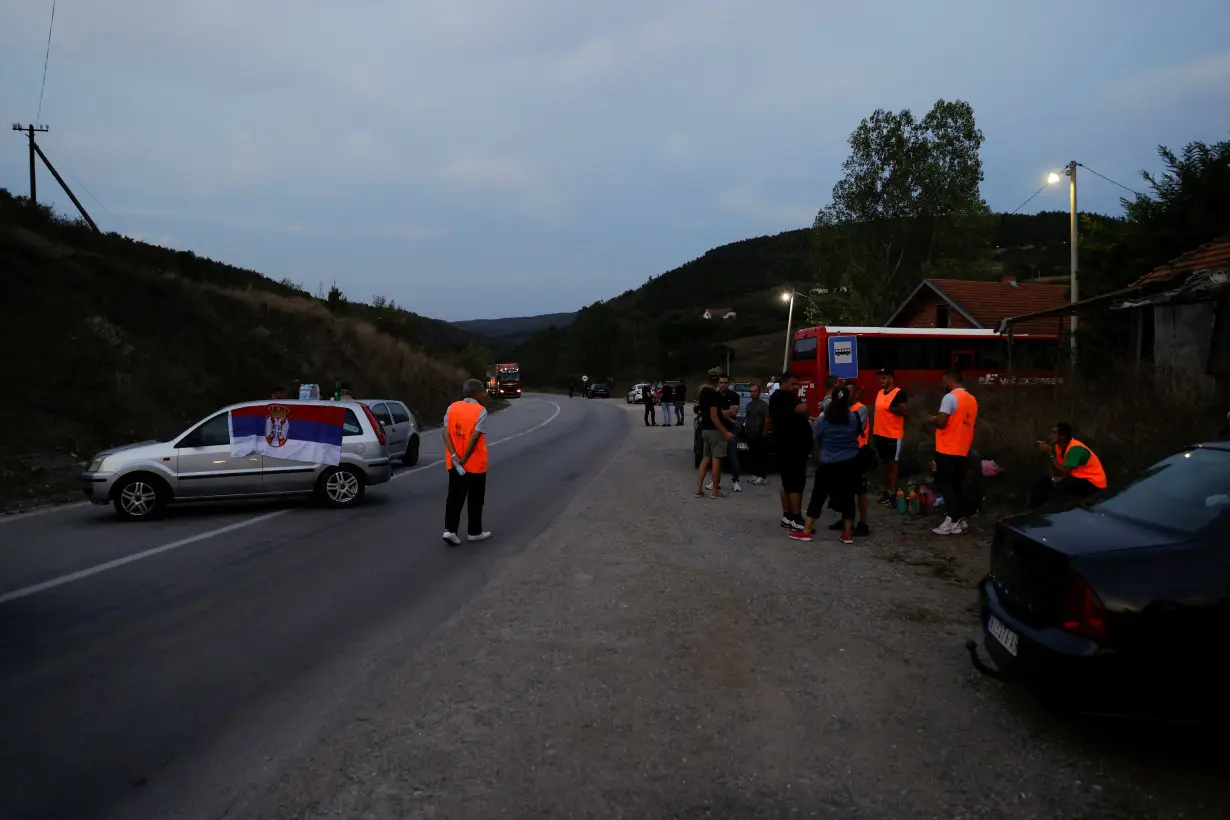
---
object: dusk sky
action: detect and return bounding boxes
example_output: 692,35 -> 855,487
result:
2,1 -> 1228,321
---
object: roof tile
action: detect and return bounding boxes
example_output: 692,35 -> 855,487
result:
924,279 -> 1069,335
1132,234 -> 1230,287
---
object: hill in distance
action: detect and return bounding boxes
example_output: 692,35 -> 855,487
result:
0,188 -> 495,508
512,210 -> 1124,391
451,312 -> 576,345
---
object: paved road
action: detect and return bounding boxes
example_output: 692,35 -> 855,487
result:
0,395 -> 627,820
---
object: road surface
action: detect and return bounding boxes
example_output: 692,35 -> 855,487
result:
0,395 -> 626,820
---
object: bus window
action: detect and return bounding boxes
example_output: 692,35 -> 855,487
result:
951,349 -> 975,371
1016,338 -> 1059,369
792,335 -> 819,362
976,339 -> 1006,369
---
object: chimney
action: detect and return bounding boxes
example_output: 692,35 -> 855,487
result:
1000,274 -> 1017,284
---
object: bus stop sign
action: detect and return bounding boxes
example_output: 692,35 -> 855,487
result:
828,335 -> 858,380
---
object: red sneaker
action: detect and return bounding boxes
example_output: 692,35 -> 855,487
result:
788,530 -> 813,542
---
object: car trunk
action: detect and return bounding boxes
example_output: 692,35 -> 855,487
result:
988,524 -> 1073,631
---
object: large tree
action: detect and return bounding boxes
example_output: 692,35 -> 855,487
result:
807,99 -> 991,326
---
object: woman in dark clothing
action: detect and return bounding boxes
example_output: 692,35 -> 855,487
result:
790,386 -> 862,545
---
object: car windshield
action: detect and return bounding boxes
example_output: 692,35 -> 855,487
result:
593,384 -> 607,390
1087,447 -> 1230,535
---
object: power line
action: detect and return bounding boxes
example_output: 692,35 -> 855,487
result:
35,0 -> 57,124
1077,163 -> 1144,198
1009,184 -> 1047,215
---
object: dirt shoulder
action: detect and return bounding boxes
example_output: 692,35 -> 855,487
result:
252,403 -> 1227,819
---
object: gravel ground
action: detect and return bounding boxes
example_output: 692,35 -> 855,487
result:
253,403 -> 1228,820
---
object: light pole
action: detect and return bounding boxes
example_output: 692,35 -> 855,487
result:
780,291 -> 796,373
1047,161 -> 1079,369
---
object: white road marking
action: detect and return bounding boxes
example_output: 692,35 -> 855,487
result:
0,399 -> 564,605
0,512 -> 288,605
0,501 -> 90,525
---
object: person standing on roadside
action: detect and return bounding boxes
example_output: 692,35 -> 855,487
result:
641,381 -> 657,426
828,382 -> 871,537
791,385 -> 862,545
769,372 -> 812,531
926,370 -> 978,536
674,381 -> 686,425
708,376 -> 742,493
660,381 -> 674,427
442,378 -> 492,546
695,368 -> 732,498
568,381 -> 574,399
743,383 -> 770,485
872,368 -> 908,505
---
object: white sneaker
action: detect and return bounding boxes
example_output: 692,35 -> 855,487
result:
754,477 -> 769,485
468,531 -> 492,542
732,480 -> 742,493
704,480 -> 716,491
950,519 -> 968,535
442,531 -> 462,545
932,517 -> 955,536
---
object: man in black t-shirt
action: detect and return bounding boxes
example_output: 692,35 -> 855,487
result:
695,368 -> 733,498
769,372 -> 811,531
660,382 -> 674,427
641,382 -> 657,426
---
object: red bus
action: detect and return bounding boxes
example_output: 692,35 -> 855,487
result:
787,326 -> 1060,415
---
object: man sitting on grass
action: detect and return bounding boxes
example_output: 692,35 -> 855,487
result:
1029,422 -> 1107,508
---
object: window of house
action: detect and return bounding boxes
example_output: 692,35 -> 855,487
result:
935,303 -> 950,328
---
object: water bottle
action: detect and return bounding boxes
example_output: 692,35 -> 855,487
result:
896,487 -> 907,514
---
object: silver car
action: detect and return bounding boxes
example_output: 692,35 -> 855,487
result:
79,400 -> 392,520
358,398 -> 420,465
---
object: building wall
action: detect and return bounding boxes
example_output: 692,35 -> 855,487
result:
890,290 -> 978,329
1153,303 -> 1219,389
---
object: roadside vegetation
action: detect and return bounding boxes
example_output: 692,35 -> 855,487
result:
0,192 -> 479,507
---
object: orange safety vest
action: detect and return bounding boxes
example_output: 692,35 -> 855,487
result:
1057,437 -> 1107,489
445,400 -> 488,473
935,388 -> 978,457
850,401 -> 869,448
873,387 -> 905,440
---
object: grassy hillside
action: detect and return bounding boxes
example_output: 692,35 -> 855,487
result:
451,312 -> 576,345
0,191 -> 474,508
514,210 -> 1123,389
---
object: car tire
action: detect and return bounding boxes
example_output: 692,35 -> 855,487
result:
316,466 -> 366,509
112,473 -> 168,521
402,435 -> 420,467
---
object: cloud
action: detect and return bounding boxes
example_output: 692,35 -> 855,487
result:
716,189 -> 816,230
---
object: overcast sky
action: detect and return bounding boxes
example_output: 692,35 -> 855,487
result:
2,1 -> 1228,321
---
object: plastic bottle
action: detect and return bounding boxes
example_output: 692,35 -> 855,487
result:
896,487 -> 907,514
907,487 -> 919,514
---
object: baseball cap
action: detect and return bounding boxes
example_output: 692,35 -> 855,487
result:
876,368 -> 893,376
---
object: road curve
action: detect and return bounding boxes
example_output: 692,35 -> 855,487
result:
0,394 -> 628,820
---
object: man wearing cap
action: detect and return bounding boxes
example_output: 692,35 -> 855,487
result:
871,368 -> 908,505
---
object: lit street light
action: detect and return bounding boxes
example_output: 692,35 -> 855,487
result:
1047,161 -> 1079,368
780,291 -> 796,372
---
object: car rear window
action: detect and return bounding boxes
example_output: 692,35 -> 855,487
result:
342,408 -> 365,437
1089,447 -> 1230,535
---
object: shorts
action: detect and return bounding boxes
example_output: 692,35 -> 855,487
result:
872,434 -> 903,463
779,455 -> 808,494
701,429 -> 729,459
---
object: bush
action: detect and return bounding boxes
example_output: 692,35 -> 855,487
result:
903,370 -> 1228,510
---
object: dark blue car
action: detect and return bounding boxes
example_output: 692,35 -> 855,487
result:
970,441 -> 1230,721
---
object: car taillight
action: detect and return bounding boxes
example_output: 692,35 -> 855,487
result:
359,404 -> 387,445
1060,571 -> 1107,641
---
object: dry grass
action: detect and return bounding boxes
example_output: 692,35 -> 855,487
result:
903,370 -> 1228,507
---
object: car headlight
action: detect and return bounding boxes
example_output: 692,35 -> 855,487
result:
88,458 -> 105,472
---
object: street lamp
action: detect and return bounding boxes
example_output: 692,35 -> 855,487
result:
1047,161 -> 1079,368
779,290 -> 811,372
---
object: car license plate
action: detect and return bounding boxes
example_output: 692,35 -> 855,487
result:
987,614 -> 1019,657
737,442 -> 749,451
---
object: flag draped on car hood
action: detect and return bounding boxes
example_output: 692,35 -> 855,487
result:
229,403 -> 346,465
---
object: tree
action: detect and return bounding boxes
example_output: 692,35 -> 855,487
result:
807,99 -> 991,326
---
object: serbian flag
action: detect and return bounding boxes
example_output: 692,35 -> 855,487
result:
229,403 -> 346,466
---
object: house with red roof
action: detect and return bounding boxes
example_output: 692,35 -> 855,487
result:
884,275 -> 1069,335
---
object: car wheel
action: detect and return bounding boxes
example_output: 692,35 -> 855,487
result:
112,474 -> 168,521
317,466 -> 366,508
402,435 -> 420,467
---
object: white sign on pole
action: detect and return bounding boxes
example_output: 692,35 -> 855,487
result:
581,375 -> 589,382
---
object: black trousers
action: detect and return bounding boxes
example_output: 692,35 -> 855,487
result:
1029,475 -> 1099,509
744,435 -> 767,478
934,453 -> 969,521
807,457 -> 859,520
445,469 -> 487,535
643,401 -> 656,425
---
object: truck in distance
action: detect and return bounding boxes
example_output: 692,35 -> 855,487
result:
486,363 -> 522,398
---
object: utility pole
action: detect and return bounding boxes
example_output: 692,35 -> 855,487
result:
1066,160 -> 1079,370
12,123 -> 50,204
